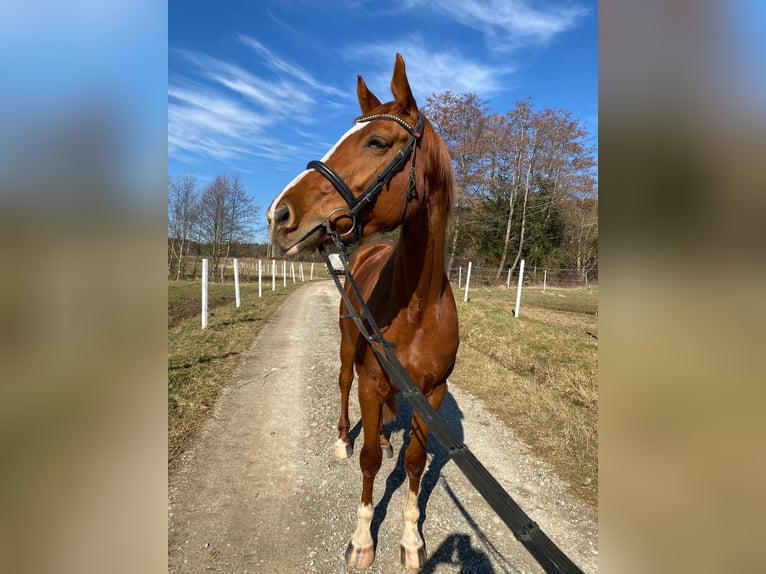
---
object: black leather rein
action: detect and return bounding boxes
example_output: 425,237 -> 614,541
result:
306,112 -> 425,243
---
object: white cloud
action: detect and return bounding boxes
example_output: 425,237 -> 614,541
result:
238,35 -> 347,99
174,49 -> 320,118
346,37 -> 515,103
403,0 -> 588,50
168,82 -> 263,161
168,44 -> 349,168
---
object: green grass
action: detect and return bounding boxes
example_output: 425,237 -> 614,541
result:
168,279 -> 309,463
451,285 -> 598,506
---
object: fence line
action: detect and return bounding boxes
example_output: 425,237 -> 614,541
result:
191,257 -> 329,329
448,264 -> 597,289
171,257 -> 325,283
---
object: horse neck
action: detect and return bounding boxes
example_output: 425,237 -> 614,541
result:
394,190 -> 449,306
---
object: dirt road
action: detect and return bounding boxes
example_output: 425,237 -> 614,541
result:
168,282 -> 598,573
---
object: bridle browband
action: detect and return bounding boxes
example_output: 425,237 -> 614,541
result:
306,112 -> 425,244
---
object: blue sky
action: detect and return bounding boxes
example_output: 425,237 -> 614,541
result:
169,0 -> 597,241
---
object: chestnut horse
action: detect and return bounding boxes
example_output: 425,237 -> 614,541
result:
268,54 -> 459,570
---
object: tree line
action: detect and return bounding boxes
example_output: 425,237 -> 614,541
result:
423,92 -> 597,283
169,92 -> 597,284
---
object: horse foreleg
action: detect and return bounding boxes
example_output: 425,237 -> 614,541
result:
335,344 -> 354,458
399,382 -> 446,569
345,389 -> 383,569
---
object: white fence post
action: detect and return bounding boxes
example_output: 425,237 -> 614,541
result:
283,261 -> 286,287
272,259 -> 276,291
299,263 -> 305,282
233,258 -> 241,308
258,259 -> 263,298
201,259 -> 208,329
463,261 -> 472,303
543,269 -> 547,292
291,262 -> 296,283
514,259 -> 525,318
310,262 -> 315,280
506,268 -> 511,290
458,266 -> 462,289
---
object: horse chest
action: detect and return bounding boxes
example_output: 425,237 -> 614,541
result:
366,304 -> 456,388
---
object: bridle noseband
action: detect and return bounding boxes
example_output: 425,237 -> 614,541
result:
306,112 -> 425,244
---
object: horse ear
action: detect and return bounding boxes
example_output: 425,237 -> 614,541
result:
391,53 -> 417,113
357,75 -> 382,115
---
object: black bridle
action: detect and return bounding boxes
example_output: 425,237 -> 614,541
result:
306,112 -> 425,244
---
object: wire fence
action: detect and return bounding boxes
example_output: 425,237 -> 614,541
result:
448,263 -> 598,289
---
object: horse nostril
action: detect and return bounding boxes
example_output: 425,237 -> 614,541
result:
274,204 -> 291,228
275,204 -> 290,223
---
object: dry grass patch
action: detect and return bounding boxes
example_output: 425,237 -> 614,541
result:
450,286 -> 598,506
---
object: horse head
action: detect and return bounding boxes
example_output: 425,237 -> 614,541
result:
268,54 -> 427,255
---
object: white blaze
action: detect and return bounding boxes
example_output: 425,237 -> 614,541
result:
268,122 -> 367,219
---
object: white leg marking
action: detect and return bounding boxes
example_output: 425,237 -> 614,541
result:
334,437 -> 352,458
401,489 -> 423,550
352,502 -> 375,549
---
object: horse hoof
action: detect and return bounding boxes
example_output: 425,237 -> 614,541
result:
345,541 -> 375,569
399,543 -> 426,569
334,439 -> 353,459
381,444 -> 394,458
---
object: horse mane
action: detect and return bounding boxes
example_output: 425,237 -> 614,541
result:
420,116 -> 455,226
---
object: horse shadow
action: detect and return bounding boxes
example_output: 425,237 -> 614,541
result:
420,533 -> 495,574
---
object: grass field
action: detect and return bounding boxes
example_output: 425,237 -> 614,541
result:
450,285 -> 598,506
168,279 -> 304,464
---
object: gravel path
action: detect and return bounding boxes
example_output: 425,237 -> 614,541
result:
168,281 -> 598,573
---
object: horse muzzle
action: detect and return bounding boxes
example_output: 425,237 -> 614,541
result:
269,202 -> 326,255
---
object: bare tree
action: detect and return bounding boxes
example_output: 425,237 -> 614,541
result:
558,193 -> 598,283
491,101 -> 535,280
198,174 -> 260,281
198,176 -> 228,277
168,174 -> 200,280
423,92 -> 489,273
219,174 -> 258,281
494,102 -> 596,280
533,107 -> 597,230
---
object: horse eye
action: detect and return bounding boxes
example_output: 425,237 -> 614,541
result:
366,137 -> 389,150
